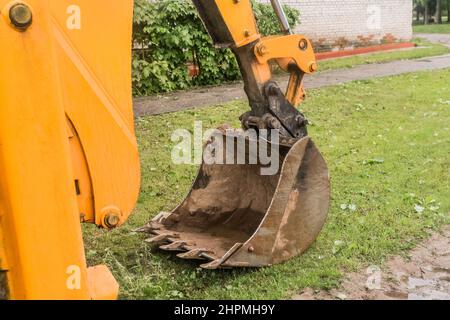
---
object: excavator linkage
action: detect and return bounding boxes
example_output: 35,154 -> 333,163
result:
139,0 -> 331,269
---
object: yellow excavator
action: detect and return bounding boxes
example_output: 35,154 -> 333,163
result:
0,0 -> 330,299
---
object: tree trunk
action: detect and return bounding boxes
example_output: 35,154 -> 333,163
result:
424,1 -> 429,24
436,0 -> 442,24
448,0 -> 450,22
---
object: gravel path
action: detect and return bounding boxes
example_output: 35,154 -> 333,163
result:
133,34 -> 450,116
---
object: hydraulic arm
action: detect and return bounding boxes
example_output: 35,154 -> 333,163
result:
193,0 -> 317,140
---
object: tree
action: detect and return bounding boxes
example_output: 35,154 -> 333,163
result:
414,0 -> 425,22
448,0 -> 450,22
413,0 -> 444,24
436,0 -> 442,24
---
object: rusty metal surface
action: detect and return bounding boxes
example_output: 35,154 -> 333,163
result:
0,270 -> 8,300
191,0 -> 234,47
140,133 -> 330,269
264,81 -> 308,139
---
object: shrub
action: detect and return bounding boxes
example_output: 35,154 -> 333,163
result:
132,0 -> 300,96
251,0 -> 300,36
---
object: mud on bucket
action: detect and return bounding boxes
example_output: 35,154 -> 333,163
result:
139,131 -> 331,269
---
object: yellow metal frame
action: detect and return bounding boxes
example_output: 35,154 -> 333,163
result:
254,35 -> 317,74
215,0 -> 260,47
0,0 -> 139,299
214,0 -> 317,107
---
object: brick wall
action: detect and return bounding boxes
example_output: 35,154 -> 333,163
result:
260,0 -> 413,51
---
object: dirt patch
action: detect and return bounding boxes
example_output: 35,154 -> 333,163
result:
293,226 -> 450,300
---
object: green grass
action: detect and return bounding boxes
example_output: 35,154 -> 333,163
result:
317,38 -> 450,72
83,69 -> 450,300
413,23 -> 450,34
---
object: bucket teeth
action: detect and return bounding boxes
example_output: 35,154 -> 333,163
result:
145,232 -> 179,245
159,241 -> 191,251
152,211 -> 172,224
200,243 -> 242,269
177,248 -> 213,260
133,223 -> 152,233
135,221 -> 165,234
200,260 -> 223,270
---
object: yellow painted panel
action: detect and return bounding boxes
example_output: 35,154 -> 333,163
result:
49,0 -> 140,226
0,0 -> 91,299
216,0 -> 260,47
0,0 -> 128,299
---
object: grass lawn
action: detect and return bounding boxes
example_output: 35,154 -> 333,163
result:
317,38 -> 450,72
84,69 -> 450,300
413,23 -> 450,34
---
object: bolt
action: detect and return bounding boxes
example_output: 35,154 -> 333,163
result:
296,115 -> 307,126
309,62 -> 318,73
267,117 -> 281,129
248,246 -> 255,253
9,3 -> 33,31
299,39 -> 308,51
104,213 -> 120,228
257,45 -> 268,56
266,83 -> 279,96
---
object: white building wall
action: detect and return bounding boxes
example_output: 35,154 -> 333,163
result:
260,0 -> 413,49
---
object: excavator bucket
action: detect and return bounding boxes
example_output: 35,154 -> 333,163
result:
140,132 -> 330,269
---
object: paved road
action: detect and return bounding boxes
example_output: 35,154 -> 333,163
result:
415,33 -> 450,48
134,34 -> 450,116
